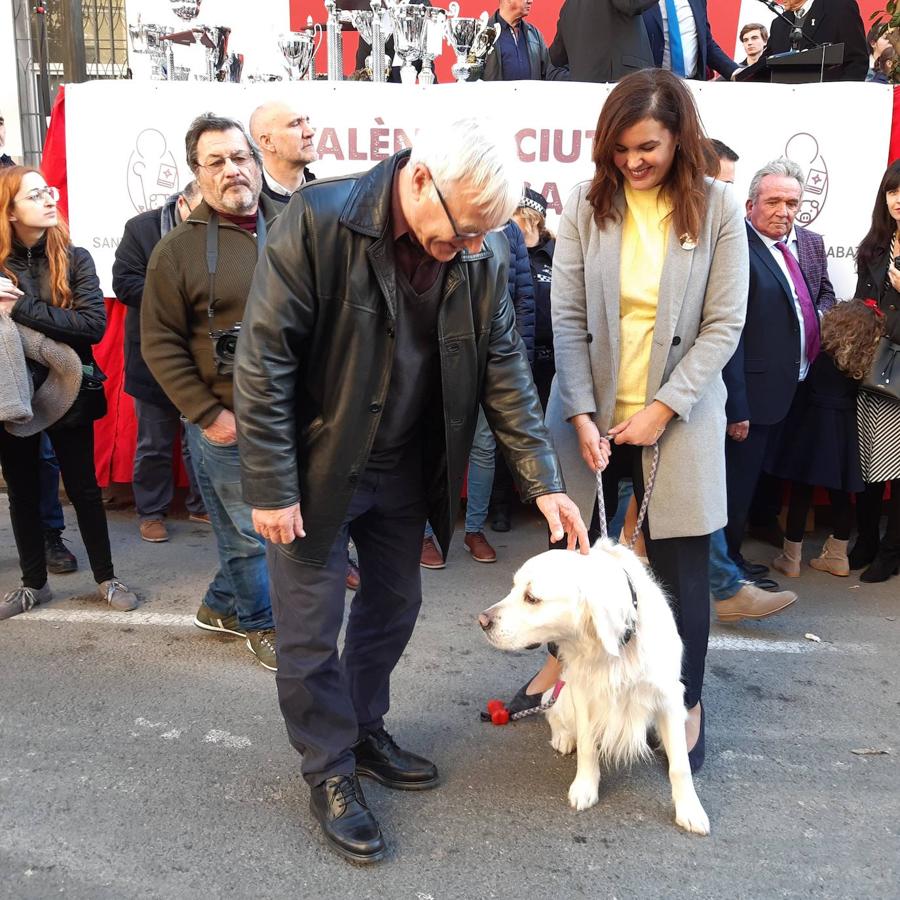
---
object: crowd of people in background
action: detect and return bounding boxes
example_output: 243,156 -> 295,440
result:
0,0 -> 898,865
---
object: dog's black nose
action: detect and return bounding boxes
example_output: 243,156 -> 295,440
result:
478,613 -> 493,631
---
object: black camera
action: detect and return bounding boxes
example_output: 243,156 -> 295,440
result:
894,255 -> 900,272
210,322 -> 241,374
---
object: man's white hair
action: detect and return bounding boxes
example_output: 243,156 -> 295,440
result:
748,157 -> 806,203
409,117 -> 523,228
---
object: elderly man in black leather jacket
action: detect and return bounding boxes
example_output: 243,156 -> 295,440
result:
235,119 -> 588,865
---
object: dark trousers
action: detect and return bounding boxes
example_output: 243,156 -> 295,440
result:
784,484 -> 853,542
38,432 -> 66,532
0,424 -> 114,588
268,456 -> 428,786
590,443 -> 710,709
725,422 -> 784,562
132,398 -> 205,520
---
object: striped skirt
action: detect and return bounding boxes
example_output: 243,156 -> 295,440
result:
857,390 -> 900,482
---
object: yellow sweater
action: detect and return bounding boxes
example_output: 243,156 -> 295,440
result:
614,183 -> 672,424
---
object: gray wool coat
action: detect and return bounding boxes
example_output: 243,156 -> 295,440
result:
546,178 -> 749,540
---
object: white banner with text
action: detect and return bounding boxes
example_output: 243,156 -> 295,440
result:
65,80 -> 893,297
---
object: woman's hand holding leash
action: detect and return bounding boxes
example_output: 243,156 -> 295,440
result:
571,415 -> 611,473
609,401 -> 674,446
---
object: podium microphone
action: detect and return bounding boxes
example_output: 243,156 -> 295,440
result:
754,0 -> 824,51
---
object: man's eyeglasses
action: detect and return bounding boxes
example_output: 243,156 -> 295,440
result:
427,168 -> 505,241
196,152 -> 256,173
15,186 -> 59,204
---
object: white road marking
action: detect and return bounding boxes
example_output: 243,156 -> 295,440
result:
204,729 -> 251,749
8,608 -> 876,654
160,729 -> 182,740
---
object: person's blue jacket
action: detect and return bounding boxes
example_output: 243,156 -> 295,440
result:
503,220 -> 535,364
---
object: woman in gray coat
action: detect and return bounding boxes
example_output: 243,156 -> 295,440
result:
514,70 -> 748,771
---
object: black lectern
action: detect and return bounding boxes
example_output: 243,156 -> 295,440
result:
735,44 -> 845,85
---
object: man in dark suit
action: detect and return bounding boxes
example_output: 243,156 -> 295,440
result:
643,0 -> 738,80
549,0 -> 658,83
723,158 -> 834,568
766,0 -> 869,82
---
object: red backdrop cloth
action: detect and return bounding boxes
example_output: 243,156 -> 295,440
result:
39,83 -> 900,488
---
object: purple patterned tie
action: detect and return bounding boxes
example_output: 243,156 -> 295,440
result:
774,240 -> 820,364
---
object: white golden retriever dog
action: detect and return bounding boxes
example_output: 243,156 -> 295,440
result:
479,539 -> 709,835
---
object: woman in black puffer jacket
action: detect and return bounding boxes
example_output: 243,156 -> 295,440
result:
0,167 -> 139,619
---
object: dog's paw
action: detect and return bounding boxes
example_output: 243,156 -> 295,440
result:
567,777 -> 600,811
550,731 -> 575,755
674,797 -> 710,836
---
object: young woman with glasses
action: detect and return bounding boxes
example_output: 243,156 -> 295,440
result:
0,166 -> 139,619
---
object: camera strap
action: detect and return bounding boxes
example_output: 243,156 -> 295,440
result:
206,209 -> 268,329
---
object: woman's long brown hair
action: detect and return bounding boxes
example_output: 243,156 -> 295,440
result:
820,298 -> 885,382
586,69 -> 718,243
0,166 -> 73,309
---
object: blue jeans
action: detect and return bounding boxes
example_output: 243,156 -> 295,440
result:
38,433 -> 65,532
709,527 -> 743,601
609,479 -> 633,540
464,407 -> 495,533
184,422 -> 273,631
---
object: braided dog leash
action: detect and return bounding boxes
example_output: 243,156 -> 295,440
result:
596,437 -> 660,550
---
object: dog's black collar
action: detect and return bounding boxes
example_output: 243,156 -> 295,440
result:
622,571 -> 638,646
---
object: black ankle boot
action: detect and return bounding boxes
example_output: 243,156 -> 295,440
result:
44,529 -> 77,575
860,542 -> 900,583
848,533 -> 881,570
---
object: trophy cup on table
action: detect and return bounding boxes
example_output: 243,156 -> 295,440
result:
418,6 -> 447,86
445,3 -> 499,82
346,0 -> 391,83
389,2 -> 428,85
279,28 -> 322,81
324,0 -> 344,81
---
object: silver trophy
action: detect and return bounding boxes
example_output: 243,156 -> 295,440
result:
128,19 -> 178,81
389,3 -> 428,85
325,0 -> 344,81
418,7 -> 446,86
169,0 -> 201,22
346,1 -> 391,82
279,29 -> 322,81
445,3 -> 498,82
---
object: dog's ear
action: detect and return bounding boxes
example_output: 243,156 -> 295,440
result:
578,586 -> 622,659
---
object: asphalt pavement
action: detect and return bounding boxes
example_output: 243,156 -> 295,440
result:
0,498 -> 897,900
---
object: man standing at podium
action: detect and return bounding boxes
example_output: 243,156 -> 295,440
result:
766,0 -> 869,82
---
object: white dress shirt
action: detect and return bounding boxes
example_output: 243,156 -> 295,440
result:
659,0 -> 700,79
262,167 -> 304,198
749,222 -> 810,380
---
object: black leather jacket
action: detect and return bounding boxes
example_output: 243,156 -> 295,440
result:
235,150 -> 564,566
7,236 -> 106,366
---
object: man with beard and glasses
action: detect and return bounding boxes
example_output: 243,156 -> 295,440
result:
141,114 -> 280,672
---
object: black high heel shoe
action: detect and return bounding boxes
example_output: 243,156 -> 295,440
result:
688,704 -> 705,774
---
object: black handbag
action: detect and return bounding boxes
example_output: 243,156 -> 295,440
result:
48,361 -> 108,431
862,337 -> 900,403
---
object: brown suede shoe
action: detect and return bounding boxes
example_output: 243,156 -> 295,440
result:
140,519 -> 168,543
715,582 -> 797,624
420,537 -> 445,570
464,531 -> 497,563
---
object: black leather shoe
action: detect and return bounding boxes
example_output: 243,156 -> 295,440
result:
688,704 -> 705,774
309,774 -> 386,864
740,560 -> 770,579
354,728 -> 439,790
